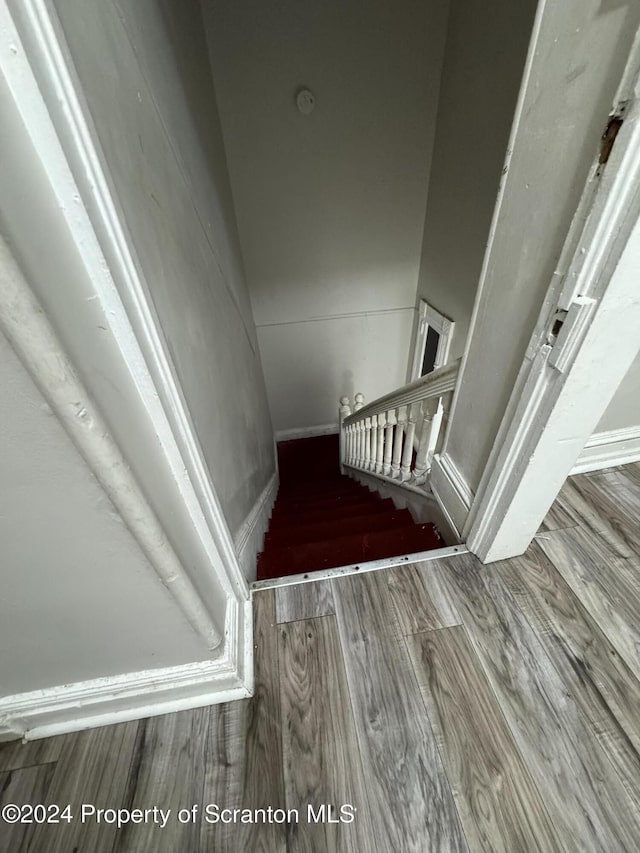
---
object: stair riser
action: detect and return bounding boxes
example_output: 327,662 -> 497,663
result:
269,498 -> 395,530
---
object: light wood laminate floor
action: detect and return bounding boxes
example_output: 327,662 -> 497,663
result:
3,463 -> 640,851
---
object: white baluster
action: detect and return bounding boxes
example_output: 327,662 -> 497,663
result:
391,405 -> 406,479
339,396 -> 351,474
412,402 -> 431,485
363,417 -> 372,469
370,415 -> 378,471
376,411 -> 386,473
400,402 -> 418,482
357,419 -> 366,468
348,424 -> 355,466
354,393 -> 365,469
383,409 -> 395,475
426,397 -> 444,463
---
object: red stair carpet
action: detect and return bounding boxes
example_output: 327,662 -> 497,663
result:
257,434 -> 445,581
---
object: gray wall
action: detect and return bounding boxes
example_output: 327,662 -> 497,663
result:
0,329 -> 211,696
52,0 -> 275,535
415,0 -> 537,362
202,0 -> 450,431
443,0 -> 640,496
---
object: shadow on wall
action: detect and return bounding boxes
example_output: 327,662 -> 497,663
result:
341,369 -> 355,408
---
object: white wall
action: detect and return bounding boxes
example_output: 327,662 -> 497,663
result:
595,352 -> 640,434
441,0 -> 640,498
0,329 -> 211,697
201,0 -> 450,432
51,0 -> 275,536
414,0 -> 537,362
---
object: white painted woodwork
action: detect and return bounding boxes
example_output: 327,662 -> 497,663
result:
413,407 -> 432,486
339,360 -> 459,496
338,396 -> 352,474
376,412 -> 386,473
391,407 -> 406,479
401,403 -> 418,481
383,411 -> 395,476
409,300 -> 455,382
364,418 -> 372,470
464,33 -> 640,561
439,0 -> 640,504
571,426 -> 640,475
370,415 -> 379,472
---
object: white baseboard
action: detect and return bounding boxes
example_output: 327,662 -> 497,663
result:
275,423 -> 338,441
0,597 -> 253,742
571,426 -> 640,474
429,453 -> 474,538
234,472 -> 279,583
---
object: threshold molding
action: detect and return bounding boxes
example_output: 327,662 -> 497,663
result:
251,544 -> 468,591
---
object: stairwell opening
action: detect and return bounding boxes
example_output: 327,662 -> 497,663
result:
257,434 -> 448,582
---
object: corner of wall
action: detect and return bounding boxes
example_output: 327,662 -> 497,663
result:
0,593 -> 254,741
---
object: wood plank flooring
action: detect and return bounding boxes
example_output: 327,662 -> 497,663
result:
3,462 -> 640,851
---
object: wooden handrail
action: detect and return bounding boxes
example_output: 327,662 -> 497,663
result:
343,358 -> 460,426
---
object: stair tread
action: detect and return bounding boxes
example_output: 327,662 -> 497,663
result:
268,498 -> 395,529
264,509 -> 414,547
257,522 -> 443,579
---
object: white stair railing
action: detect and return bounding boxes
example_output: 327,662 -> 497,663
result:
338,359 -> 460,487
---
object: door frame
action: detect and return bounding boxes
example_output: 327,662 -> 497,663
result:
464,34 -> 640,562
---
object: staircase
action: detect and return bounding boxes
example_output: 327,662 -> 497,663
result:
257,435 -> 444,580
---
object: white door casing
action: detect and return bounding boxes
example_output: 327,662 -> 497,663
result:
464,33 -> 640,562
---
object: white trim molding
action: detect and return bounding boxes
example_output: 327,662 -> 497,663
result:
0,238 -> 222,650
571,426 -> 640,474
251,544 -> 468,591
409,300 -> 455,382
275,423 -> 339,442
3,0 -> 248,596
465,36 -> 640,562
0,599 -> 253,742
429,452 -> 474,538
0,0 -> 256,733
234,472 -> 279,582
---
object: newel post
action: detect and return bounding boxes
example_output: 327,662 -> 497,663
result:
339,396 -> 352,475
